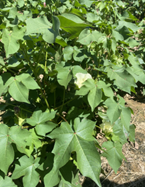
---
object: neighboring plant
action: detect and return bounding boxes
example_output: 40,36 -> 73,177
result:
0,0 -> 145,186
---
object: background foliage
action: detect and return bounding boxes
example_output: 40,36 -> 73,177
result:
0,0 -> 145,186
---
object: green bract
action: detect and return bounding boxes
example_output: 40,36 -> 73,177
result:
0,0 -> 144,186
100,122 -> 113,134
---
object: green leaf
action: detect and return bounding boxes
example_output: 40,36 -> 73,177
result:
88,86 -> 102,111
72,65 -> 87,75
116,21 -> 139,32
26,16 -> 59,43
0,124 -> 31,174
104,98 -> 121,124
102,141 -> 125,173
29,129 -> 42,149
121,107 -> 131,132
129,124 -> 136,143
0,57 -> 5,66
1,26 -> 25,57
26,110 -> 57,136
9,126 -> 32,154
17,0 -> 25,7
8,80 -> 30,103
0,176 -> 17,187
112,30 -> 124,41
75,78 -> 95,96
113,120 -> 128,144
63,46 -> 73,61
57,67 -> 72,89
52,16 -> 60,38
0,124 -> 14,174
16,74 -> 40,90
1,74 -> 39,103
79,0 -> 93,7
44,118 -> 101,187
77,29 -> 103,45
58,16 -> 91,39
0,76 -> 14,96
107,68 -> 136,93
60,13 -> 85,23
97,81 -> 114,99
12,156 -> 40,187
86,12 -> 99,22
125,38 -> 138,48
55,36 -> 67,47
111,38 -> 117,53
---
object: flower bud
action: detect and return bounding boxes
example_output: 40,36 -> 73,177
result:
44,2 -> 46,7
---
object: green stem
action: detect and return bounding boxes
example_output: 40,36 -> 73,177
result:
54,89 -> 56,108
59,87 -> 65,115
45,51 -> 48,74
24,48 -> 50,109
56,113 -> 69,124
54,96 -> 78,110
4,102 -> 32,114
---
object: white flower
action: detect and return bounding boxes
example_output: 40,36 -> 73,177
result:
74,73 -> 92,88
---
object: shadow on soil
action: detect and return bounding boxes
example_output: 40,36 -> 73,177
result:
83,177 -> 145,187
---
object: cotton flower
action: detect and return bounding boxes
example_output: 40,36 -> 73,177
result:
74,73 -> 92,88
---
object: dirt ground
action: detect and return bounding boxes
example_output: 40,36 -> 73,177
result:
81,94 -> 145,187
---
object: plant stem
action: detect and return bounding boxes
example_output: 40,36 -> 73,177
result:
56,113 -> 69,124
24,48 -> 50,109
54,89 -> 56,108
54,95 -> 79,110
59,87 -> 65,115
4,102 -> 32,114
45,51 -> 48,74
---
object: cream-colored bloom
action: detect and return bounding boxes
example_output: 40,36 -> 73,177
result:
74,73 -> 92,88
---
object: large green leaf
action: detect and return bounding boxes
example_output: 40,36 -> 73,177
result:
44,118 -> 101,187
16,74 -> 40,90
12,156 -> 40,187
104,98 -> 121,124
116,21 -> 139,32
129,124 -> 136,143
2,74 -> 39,103
102,141 -> 125,173
77,29 -> 103,45
9,126 -> 32,154
106,68 -> 136,93
79,0 -> 93,7
8,80 -> 30,103
0,124 -> 31,174
26,16 -> 60,43
63,46 -> 73,61
1,26 -> 25,57
0,124 -> 14,174
58,16 -> 91,39
113,119 -> 128,144
121,107 -> 131,132
57,67 -> 72,89
26,110 -> 57,136
97,81 -> 114,99
0,176 -> 17,187
88,86 -> 102,111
